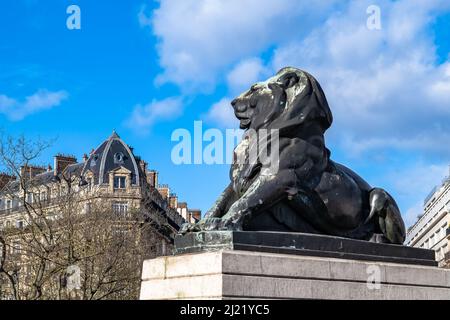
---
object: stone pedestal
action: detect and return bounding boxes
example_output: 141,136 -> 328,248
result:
140,231 -> 449,300
174,231 -> 437,266
140,250 -> 450,300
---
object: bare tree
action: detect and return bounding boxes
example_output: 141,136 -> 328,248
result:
0,133 -> 165,300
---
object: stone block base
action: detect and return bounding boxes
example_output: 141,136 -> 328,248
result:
140,250 -> 450,300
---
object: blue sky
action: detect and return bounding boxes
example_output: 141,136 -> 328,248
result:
1,0 -> 450,227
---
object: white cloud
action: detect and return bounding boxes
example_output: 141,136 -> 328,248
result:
403,202 -> 424,229
428,62 -> 450,105
270,0 -> 450,156
142,0 -> 450,226
138,5 -> 152,27
204,98 -> 237,129
204,58 -> 270,129
146,0 -> 450,155
145,0 -> 339,91
0,95 -> 16,110
384,162 -> 449,227
226,58 -> 270,95
125,97 -> 183,133
0,89 -> 68,121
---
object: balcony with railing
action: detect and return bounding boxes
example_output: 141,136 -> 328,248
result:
0,199 -> 53,215
445,251 -> 450,263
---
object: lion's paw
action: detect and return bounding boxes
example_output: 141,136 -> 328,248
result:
199,218 -> 232,231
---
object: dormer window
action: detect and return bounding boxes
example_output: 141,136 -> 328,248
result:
90,154 -> 99,167
113,176 -> 126,189
114,152 -> 125,164
87,177 -> 93,191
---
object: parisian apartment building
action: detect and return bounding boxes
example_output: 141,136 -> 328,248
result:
405,170 -> 450,267
0,131 -> 201,250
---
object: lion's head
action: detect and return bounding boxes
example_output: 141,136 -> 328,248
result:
231,67 -> 333,134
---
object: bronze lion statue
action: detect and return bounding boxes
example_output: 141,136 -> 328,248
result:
181,67 -> 406,244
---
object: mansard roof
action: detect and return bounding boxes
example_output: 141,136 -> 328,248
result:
81,131 -> 141,186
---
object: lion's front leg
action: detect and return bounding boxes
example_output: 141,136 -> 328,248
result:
184,204 -> 251,233
212,201 -> 250,231
179,184 -> 237,234
183,174 -> 286,233
204,183 -> 236,218
218,171 -> 297,230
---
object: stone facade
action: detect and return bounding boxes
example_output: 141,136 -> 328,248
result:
406,172 -> 450,267
0,131 -> 200,299
0,131 -> 200,234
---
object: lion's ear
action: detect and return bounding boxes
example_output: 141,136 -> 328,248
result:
277,72 -> 299,89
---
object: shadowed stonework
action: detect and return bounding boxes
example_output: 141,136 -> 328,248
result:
175,231 -> 437,267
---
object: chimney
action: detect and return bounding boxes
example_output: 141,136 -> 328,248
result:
147,170 -> 159,188
157,184 -> 169,200
47,164 -> 53,172
176,202 -> 188,219
178,202 -> 187,209
139,160 -> 147,174
189,209 -> 202,223
83,154 -> 89,162
0,173 -> 16,190
54,154 -> 77,175
169,193 -> 178,209
20,165 -> 46,180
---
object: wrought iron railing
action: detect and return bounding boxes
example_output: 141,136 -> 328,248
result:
0,199 -> 53,215
444,251 -> 450,262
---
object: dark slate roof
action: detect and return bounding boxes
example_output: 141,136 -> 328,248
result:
81,131 -> 141,186
3,170 -> 55,193
64,162 -> 84,177
1,131 -> 141,193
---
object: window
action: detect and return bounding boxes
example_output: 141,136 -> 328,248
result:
26,193 -> 33,203
90,154 -> 99,167
40,191 -> 47,201
113,176 -> 126,189
114,152 -> 125,164
47,213 -> 57,221
87,178 -> 93,191
112,202 -> 128,216
84,202 -> 91,214
12,242 -> 20,255
6,199 -> 12,209
161,240 -> 167,255
16,220 -> 24,229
